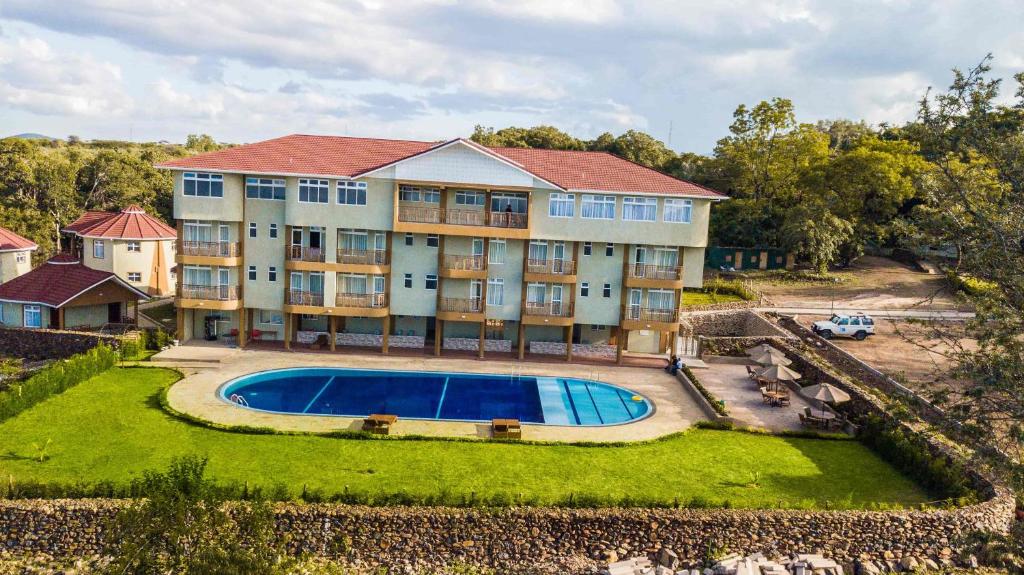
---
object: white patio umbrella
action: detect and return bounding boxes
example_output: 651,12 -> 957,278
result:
752,351 -> 793,367
801,383 -> 851,416
745,343 -> 785,358
755,363 -> 802,391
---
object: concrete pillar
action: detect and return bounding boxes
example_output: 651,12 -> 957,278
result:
382,315 -> 391,355
284,312 -> 292,350
478,321 -> 486,359
565,324 -> 574,362
518,321 -> 526,359
616,329 -> 627,364
434,319 -> 443,356
238,307 -> 247,348
329,315 -> 336,352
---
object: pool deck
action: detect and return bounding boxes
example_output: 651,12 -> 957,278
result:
160,344 -> 706,442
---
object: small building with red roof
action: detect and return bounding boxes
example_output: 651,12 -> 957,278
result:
0,254 -> 149,330
62,205 -> 176,297
0,226 -> 38,285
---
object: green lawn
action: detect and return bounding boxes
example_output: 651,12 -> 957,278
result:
0,368 -> 931,508
682,291 -> 744,306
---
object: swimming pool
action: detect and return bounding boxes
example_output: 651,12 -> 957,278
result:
220,367 -> 651,426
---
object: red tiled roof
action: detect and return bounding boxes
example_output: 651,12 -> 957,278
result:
0,227 -> 37,252
63,205 -> 176,240
0,256 -> 148,307
156,134 -> 727,198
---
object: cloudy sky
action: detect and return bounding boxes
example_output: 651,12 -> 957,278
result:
1,0 -> 1022,153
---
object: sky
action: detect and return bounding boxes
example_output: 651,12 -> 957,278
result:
0,0 -> 1022,153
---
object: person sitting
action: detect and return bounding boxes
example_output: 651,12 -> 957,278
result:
665,355 -> 679,373
670,356 -> 683,375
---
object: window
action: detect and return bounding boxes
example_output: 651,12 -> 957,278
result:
259,309 -> 283,325
298,179 -> 329,203
126,241 -> 141,252
455,190 -> 485,206
591,324 -> 605,331
580,282 -> 589,297
183,222 -> 212,243
93,240 -> 105,259
548,193 -> 575,218
269,223 -> 278,239
405,233 -> 414,246
337,180 -> 368,205
648,289 -> 676,310
183,172 -> 224,197
603,283 -> 611,298
248,222 -> 257,238
622,196 -> 657,221
23,305 -> 41,328
403,273 -> 413,288
425,274 -> 437,290
127,272 -> 142,282
16,253 -> 26,263
489,239 -> 506,264
583,242 -> 592,256
399,184 -> 440,203
247,266 -> 257,281
490,192 -> 527,213
245,177 -> 285,200
663,198 -> 693,223
426,234 -> 439,248
487,278 -> 504,306
268,266 -> 277,282
606,243 -> 614,257
183,265 -> 212,286
581,194 -> 615,219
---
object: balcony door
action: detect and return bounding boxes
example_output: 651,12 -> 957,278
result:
634,246 -> 647,277
550,284 -> 563,315
470,279 -> 483,311
217,268 -> 230,300
528,241 -> 548,263
628,288 -> 642,320
308,228 -> 324,258
372,275 -> 386,307
526,283 -> 546,306
290,228 -> 303,259
374,232 -> 387,263
552,242 -> 566,273
655,247 -> 678,271
218,225 -> 230,256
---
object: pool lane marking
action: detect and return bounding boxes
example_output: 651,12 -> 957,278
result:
561,380 -> 582,425
615,389 -> 634,419
583,382 -> 605,425
434,376 -> 450,420
302,376 -> 336,414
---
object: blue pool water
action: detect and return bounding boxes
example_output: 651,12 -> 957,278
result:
220,368 -> 651,426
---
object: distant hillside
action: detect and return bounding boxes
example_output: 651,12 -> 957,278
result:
7,133 -> 59,141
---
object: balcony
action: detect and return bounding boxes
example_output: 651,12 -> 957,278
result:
177,284 -> 241,310
336,248 -> 390,274
524,259 -> 577,283
620,306 -> 681,331
436,297 -> 485,322
334,292 -> 390,317
286,245 -> 326,262
176,241 -> 241,266
440,254 -> 487,279
624,263 -> 685,289
288,289 -> 325,307
521,301 -> 574,326
395,205 -> 530,238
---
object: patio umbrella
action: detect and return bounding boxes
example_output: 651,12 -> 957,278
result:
755,363 -> 801,391
752,351 -> 792,367
745,343 -> 785,357
801,383 -> 851,417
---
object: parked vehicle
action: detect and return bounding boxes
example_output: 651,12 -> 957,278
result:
812,313 -> 875,340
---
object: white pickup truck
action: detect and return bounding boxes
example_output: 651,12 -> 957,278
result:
811,313 -> 876,340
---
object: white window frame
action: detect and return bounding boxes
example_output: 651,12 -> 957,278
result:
247,265 -> 257,281
455,189 -> 486,206
268,266 -> 278,282
622,196 -> 657,222
337,180 -> 368,205
16,253 -> 26,263
23,305 -> 41,328
126,241 -> 141,252
580,282 -> 589,297
603,283 -> 612,298
93,239 -> 105,259
489,239 -> 506,265
183,172 -> 224,198
426,234 -> 439,248
298,179 -> 330,204
606,243 -> 614,257
269,223 -> 278,239
581,194 -> 616,220
583,241 -> 592,256
663,198 -> 693,224
127,272 -> 142,282
425,274 -> 438,290
487,278 -> 504,306
548,192 -> 575,218
245,177 -> 285,200
399,184 -> 440,203
259,309 -> 283,325
248,222 -> 257,238
404,273 -> 413,288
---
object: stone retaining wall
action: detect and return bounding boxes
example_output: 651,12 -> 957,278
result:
0,327 -> 120,361
529,342 -> 617,359
0,495 -> 1013,570
443,338 -> 513,353
681,310 -> 788,338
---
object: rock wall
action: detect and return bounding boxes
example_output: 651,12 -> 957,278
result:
682,310 -> 788,338
443,337 -> 513,353
0,327 -> 120,361
0,495 -> 1013,571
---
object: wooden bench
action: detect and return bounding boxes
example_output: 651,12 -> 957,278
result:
363,413 -> 398,435
492,418 -> 522,439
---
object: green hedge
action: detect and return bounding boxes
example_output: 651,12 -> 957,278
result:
0,344 -> 117,423
681,366 -> 729,416
701,278 -> 758,301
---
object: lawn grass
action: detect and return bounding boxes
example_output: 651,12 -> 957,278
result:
0,367 -> 932,509
682,291 -> 744,306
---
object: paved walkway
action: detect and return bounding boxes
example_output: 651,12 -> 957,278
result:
159,344 -> 706,442
757,306 -> 974,320
695,360 -> 822,431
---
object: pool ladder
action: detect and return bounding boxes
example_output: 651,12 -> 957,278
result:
229,393 -> 249,407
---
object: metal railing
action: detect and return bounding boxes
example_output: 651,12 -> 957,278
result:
335,292 -> 388,308
336,248 -> 389,266
628,263 -> 683,281
181,284 -> 239,301
397,205 -> 528,229
622,306 -> 681,323
438,297 -> 484,313
286,245 -> 326,263
526,258 -> 576,275
523,301 -> 574,318
180,241 -> 239,258
442,254 -> 486,272
289,289 -> 324,306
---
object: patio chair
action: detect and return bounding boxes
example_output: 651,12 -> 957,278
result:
759,388 -> 772,404
798,413 -> 810,427
778,391 -> 791,406
746,365 -> 757,379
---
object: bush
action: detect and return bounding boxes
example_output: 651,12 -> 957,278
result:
0,344 -> 117,423
681,366 -> 729,416
701,278 -> 758,301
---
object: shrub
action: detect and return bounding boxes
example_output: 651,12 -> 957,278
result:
680,366 -> 729,416
701,278 -> 758,301
0,344 -> 117,423
119,338 -> 140,361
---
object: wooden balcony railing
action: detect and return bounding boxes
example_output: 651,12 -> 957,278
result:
398,205 -> 528,229
627,263 -> 683,281
523,301 -> 574,318
181,284 -> 239,301
180,241 -> 239,258
438,297 -> 483,313
289,290 -> 324,306
442,254 -> 486,272
622,306 -> 681,323
286,245 -> 326,263
526,259 -> 576,275
336,249 -> 389,266
335,292 -> 388,308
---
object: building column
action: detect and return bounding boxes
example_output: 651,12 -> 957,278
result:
58,307 -> 66,330
671,331 -> 680,357
478,321 -> 486,359
517,321 -> 526,360
382,315 -> 391,355
284,312 -> 292,350
133,302 -> 139,326
329,315 -> 336,352
176,308 -> 185,342
565,324 -> 574,362
616,328 -> 627,365
238,307 -> 247,348
434,319 -> 443,356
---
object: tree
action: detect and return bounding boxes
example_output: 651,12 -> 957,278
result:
470,125 -> 584,150
780,201 -> 854,274
185,133 -> 222,153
